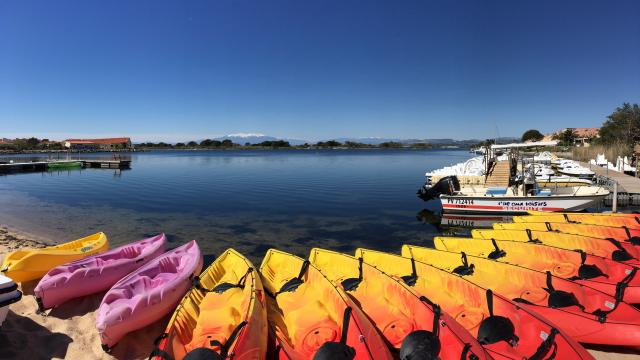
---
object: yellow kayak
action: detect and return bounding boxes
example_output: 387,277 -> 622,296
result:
513,214 -> 640,228
151,249 -> 268,360
0,232 -> 108,282
527,210 -> 639,218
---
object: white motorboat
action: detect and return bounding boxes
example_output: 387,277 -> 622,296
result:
418,176 -> 608,214
556,162 -> 595,179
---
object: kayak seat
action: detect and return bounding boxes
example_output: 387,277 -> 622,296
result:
477,315 -> 517,345
577,264 -> 607,280
547,290 -> 583,310
186,292 -> 244,353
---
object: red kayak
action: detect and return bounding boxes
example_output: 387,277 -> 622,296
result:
405,245 -> 640,347
495,221 -> 640,243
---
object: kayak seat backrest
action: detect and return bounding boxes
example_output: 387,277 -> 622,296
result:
477,316 -> 516,345
547,290 -> 583,310
577,264 -> 607,280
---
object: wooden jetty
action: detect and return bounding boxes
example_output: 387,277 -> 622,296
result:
0,159 -> 130,173
579,161 -> 640,194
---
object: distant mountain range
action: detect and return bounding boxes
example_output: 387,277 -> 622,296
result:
198,134 -> 519,147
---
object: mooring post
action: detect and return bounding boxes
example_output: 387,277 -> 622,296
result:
612,182 -> 618,213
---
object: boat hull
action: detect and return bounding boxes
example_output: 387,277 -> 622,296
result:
440,194 -> 605,214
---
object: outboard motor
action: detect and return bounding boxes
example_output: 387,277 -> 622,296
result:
418,176 -> 460,201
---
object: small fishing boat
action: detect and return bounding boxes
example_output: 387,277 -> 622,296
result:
1,232 -> 109,283
47,161 -> 82,170
97,240 -> 202,351
556,162 -> 595,179
34,234 -> 166,311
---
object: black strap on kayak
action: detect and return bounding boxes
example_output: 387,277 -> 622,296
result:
192,268 -> 253,294
528,328 -> 559,360
418,295 -> 440,337
605,238 -> 635,262
525,229 -> 542,244
453,252 -> 475,276
148,333 -> 173,360
591,267 -> 638,323
544,271 -> 585,311
622,226 -> 640,245
477,289 -> 518,346
545,222 -> 555,232
569,250 -> 608,280
277,260 -> 310,295
209,321 -> 247,358
341,257 -> 363,292
488,239 -> 506,260
340,306 -> 353,344
460,343 -> 480,360
401,257 -> 418,286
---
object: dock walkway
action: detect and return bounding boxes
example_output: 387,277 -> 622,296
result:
579,161 -> 640,194
0,159 -> 130,173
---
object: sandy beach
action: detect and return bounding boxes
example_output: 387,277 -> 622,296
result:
1,225 -> 639,360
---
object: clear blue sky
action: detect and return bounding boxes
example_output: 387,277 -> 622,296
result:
1,0 -> 638,142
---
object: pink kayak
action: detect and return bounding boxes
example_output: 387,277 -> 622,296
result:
34,234 -> 167,311
96,240 -> 202,351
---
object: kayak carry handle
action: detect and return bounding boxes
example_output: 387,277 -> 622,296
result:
528,328 -> 559,360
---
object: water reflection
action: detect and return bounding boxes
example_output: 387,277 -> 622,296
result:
416,208 -> 513,233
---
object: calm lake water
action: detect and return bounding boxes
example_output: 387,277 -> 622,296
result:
0,149 -> 474,261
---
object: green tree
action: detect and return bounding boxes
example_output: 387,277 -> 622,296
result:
599,103 -> 640,145
175,142 -> 185,147
379,141 -> 403,148
221,139 -> 234,147
521,129 -> 544,142
187,141 -> 198,147
553,129 -> 577,146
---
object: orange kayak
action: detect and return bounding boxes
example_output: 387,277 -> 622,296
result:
309,248 -> 490,360
404,245 -> 640,346
435,236 -> 640,303
259,249 -> 393,360
513,213 -> 640,229
473,229 -> 640,266
356,248 -> 594,359
494,221 -> 640,243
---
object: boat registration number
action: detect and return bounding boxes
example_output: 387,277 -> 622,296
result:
446,198 -> 475,205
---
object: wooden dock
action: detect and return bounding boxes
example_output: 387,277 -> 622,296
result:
0,159 -> 130,173
579,161 -> 640,194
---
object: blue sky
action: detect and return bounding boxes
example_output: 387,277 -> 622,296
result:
1,0 -> 638,142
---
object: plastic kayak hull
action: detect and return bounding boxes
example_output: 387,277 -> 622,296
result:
512,214 -> 640,229
474,229 -> 640,266
151,248 -> 268,360
404,245 -> 640,346
435,236 -> 640,304
355,248 -> 593,360
309,248 -> 490,360
260,249 -> 393,360
0,232 -> 109,283
494,221 -> 640,243
96,240 -> 202,350
34,234 -> 167,310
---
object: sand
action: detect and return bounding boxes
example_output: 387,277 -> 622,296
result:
0,225 -> 639,359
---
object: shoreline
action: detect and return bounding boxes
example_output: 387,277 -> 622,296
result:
0,225 -> 639,359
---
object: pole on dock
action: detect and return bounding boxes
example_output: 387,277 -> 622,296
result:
612,182 -> 618,213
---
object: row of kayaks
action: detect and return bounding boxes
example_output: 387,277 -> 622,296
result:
0,211 -> 638,359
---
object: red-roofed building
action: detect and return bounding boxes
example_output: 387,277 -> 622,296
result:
64,137 -> 132,150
